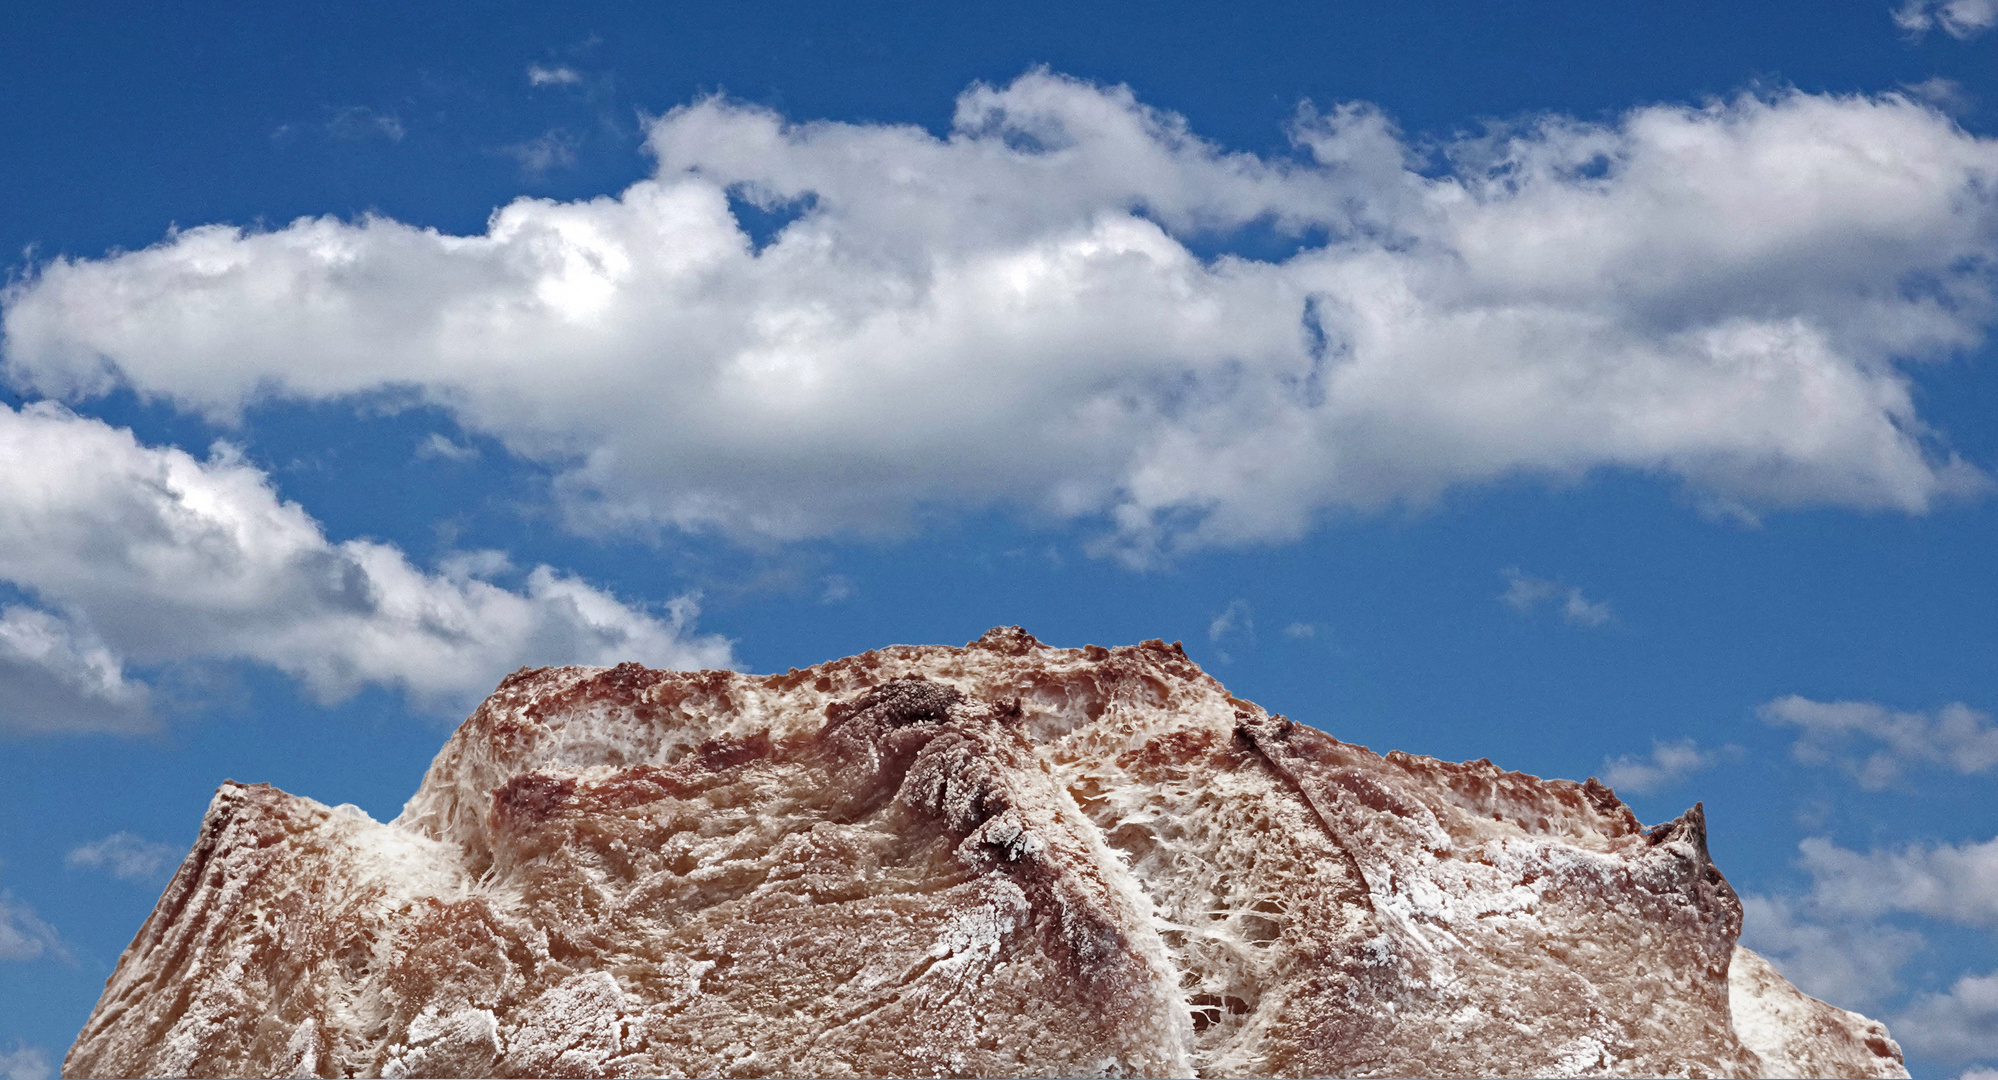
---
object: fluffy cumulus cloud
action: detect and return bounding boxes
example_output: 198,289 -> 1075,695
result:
4,73 -> 1994,563
1748,829 -> 1998,1061
1598,738 -> 1723,795
1798,834 -> 1998,927
65,832 -> 179,883
1761,695 -> 1998,788
1895,0 -> 1998,39
0,404 -> 732,733
1748,828 -> 1998,1068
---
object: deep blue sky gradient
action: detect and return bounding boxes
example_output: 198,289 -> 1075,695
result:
3,2 -> 1996,1073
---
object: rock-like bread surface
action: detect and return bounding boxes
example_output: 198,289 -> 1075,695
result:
65,627 -> 1908,1078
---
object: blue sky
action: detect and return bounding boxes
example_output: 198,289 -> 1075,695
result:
3,2 -> 1998,1076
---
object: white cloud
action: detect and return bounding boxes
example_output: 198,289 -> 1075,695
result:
66,832 -> 178,883
1740,893 -> 1922,1010
1598,738 -> 1725,795
1208,599 -> 1252,641
1499,568 -> 1614,627
1756,829 -> 1998,1061
528,64 -> 583,87
1895,0 -> 1998,39
0,893 -> 62,963
1906,77 -> 1976,115
0,1043 -> 51,1080
5,73 -> 1995,563
1894,972 -> 1998,1066
0,403 -> 733,733
1282,621 -> 1316,638
0,604 -> 150,733
1797,834 -> 1998,927
1760,695 -> 1998,788
1959,1066 -> 1998,1080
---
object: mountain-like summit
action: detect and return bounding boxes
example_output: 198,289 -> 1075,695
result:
66,627 -> 1905,1078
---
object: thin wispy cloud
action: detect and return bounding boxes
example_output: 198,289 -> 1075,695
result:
818,574 -> 855,604
1894,0 -> 1998,39
1500,568 -> 1613,627
0,893 -> 64,963
528,63 -> 584,87
1208,599 -> 1253,642
501,129 -> 580,175
66,832 -> 178,884
416,432 -> 479,463
323,105 -> 404,142
8,73 -> 1993,566
1598,738 -> 1730,795
1760,695 -> 1998,788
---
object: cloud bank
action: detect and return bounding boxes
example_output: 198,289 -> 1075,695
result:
1748,829 -> 1998,1065
1740,893 -> 1924,1010
0,404 -> 732,734
5,72 -> 1994,563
